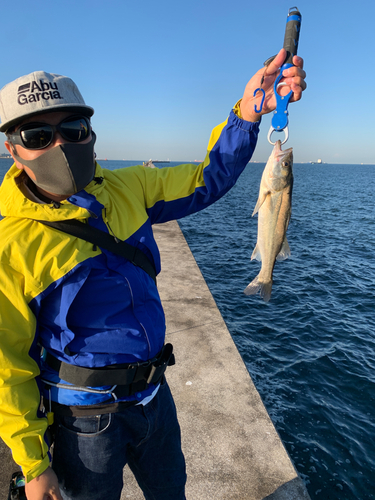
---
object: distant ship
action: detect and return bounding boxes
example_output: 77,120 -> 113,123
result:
310,159 -> 322,164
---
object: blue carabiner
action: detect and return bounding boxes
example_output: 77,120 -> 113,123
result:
253,87 -> 265,114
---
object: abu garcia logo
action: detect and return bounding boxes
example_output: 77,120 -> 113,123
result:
17,80 -> 63,105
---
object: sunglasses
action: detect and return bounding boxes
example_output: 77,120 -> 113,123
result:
7,115 -> 91,150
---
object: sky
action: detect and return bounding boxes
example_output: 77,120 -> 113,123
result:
0,0 -> 374,164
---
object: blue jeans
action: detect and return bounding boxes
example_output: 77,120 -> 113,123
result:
52,382 -> 186,500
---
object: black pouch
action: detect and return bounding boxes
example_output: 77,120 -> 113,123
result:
8,471 -> 27,500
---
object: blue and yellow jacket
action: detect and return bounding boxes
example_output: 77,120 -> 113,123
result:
0,106 -> 259,481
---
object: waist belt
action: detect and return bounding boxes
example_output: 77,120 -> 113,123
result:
43,343 -> 175,398
51,398 -> 141,417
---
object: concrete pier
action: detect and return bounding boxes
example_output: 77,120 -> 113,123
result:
0,220 -> 311,500
121,221 -> 310,499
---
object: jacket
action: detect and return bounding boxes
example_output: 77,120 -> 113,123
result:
0,106 -> 260,481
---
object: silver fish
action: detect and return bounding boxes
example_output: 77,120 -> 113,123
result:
244,140 -> 293,302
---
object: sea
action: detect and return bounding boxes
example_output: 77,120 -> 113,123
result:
1,158 -> 374,499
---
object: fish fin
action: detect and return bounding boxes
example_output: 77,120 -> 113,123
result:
276,237 -> 291,261
244,275 -> 272,302
252,190 -> 269,216
251,244 -> 261,261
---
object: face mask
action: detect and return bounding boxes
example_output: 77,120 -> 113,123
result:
12,132 -> 97,196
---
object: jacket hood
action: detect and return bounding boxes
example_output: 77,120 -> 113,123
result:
0,163 -> 105,222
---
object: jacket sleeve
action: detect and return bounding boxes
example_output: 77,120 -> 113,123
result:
0,258 -> 50,482
125,106 -> 260,224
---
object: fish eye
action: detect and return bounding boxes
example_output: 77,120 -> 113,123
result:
282,161 -> 289,167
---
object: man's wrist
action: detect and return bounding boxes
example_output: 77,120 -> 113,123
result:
234,99 -> 261,123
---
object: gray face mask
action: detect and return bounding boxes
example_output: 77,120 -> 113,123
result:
13,132 -> 97,196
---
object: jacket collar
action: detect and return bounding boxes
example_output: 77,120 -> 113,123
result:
0,162 -> 105,222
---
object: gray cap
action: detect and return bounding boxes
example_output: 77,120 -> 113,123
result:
0,71 -> 94,132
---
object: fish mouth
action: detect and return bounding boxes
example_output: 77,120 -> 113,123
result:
274,140 -> 293,161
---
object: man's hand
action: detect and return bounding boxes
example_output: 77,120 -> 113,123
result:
240,48 -> 306,123
25,467 -> 63,500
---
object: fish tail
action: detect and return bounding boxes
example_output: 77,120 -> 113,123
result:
244,275 -> 273,302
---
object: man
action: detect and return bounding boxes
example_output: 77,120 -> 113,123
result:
0,49 -> 306,500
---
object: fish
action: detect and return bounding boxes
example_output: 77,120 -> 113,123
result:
244,140 -> 293,302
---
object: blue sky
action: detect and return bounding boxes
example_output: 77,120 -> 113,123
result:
1,0 -> 374,164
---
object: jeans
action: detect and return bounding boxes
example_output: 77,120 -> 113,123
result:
52,382 -> 186,500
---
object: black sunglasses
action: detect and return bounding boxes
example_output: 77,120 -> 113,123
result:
7,115 -> 91,150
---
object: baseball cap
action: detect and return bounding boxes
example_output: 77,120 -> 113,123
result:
0,71 -> 94,132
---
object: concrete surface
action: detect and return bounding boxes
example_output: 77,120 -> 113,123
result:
0,220 -> 311,500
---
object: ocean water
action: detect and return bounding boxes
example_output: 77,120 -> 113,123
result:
1,158 -> 374,499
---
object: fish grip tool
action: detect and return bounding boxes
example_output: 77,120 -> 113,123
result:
267,6 -> 302,145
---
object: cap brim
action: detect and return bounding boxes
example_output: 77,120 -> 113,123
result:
0,104 -> 94,132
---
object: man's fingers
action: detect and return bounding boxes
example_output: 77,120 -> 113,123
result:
282,65 -> 306,79
266,48 -> 286,75
283,75 -> 307,90
290,81 -> 306,102
293,55 -> 304,69
267,51 -> 305,76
